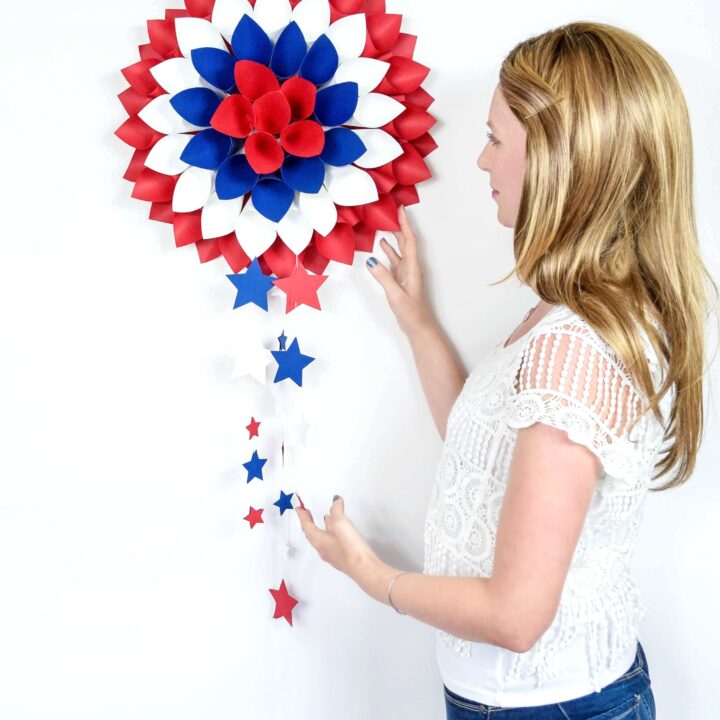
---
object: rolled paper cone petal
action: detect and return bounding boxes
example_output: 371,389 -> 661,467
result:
150,57 -> 203,94
211,0 -> 254,41
210,95 -> 255,138
351,128 -> 403,169
314,221 -> 355,264
291,0 -> 331,43
180,128 -> 234,170
330,57 -> 390,94
346,93 -> 405,128
170,87 -> 223,127
139,94 -> 205,134
201,192 -> 244,238
235,60 -> 281,100
392,143 -> 431,185
270,21 -> 307,78
147,19 -> 180,57
174,17 -> 228,58
393,106 -> 436,141
121,59 -> 161,95
115,115 -> 160,150
235,198 -> 279,258
413,131 -> 438,158
281,76 -> 317,121
324,164 -> 379,206
325,13 -> 367,59
332,0 -> 364,13
366,14 -> 402,52
245,132 -> 285,174
298,187 -> 337,235
145,133 -> 192,174
173,209 -> 203,248
172,166 -> 215,211
191,47 -> 237,92
386,57 -> 430,94
359,193 -> 400,231
231,15 -> 273,64
277,200 -> 314,254
253,91 -> 292,135
280,120 -> 325,157
252,0 -> 293,40
132,167 -> 178,202
320,127 -> 366,166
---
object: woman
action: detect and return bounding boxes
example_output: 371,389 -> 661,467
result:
295,21 -> 716,718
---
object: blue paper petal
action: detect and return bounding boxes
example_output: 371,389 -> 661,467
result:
170,88 -> 222,127
190,47 -> 237,92
320,127 -> 367,166
216,154 -> 260,199
231,14 -> 273,65
270,22 -> 307,79
180,129 -> 234,170
300,35 -> 339,86
313,82 -> 359,127
281,156 -> 326,193
252,178 -> 295,222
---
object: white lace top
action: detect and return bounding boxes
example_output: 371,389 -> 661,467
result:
423,303 -> 672,707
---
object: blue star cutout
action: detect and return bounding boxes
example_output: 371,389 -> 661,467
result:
243,449 -> 267,483
227,257 -> 277,310
274,490 -> 295,515
271,337 -> 315,387
277,329 -> 287,351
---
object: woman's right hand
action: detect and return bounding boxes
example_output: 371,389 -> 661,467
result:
366,205 -> 436,338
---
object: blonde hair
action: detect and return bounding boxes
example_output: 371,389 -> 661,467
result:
494,21 -> 718,490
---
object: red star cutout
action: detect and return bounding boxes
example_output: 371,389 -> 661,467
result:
272,262 -> 328,313
246,416 -> 261,439
244,506 -> 264,528
269,579 -> 299,626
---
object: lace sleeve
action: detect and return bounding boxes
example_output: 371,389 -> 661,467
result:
505,325 -> 647,481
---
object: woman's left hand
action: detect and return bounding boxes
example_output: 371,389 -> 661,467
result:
295,496 -> 382,581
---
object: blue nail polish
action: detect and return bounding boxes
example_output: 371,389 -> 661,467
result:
367,257 -> 377,268
333,495 -> 341,501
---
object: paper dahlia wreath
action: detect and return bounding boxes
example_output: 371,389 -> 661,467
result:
116,0 -> 437,282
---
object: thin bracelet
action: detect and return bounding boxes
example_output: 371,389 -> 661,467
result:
388,571 -> 409,615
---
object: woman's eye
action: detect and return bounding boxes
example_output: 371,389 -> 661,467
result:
486,130 -> 499,146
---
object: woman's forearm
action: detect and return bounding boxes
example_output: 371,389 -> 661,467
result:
353,558 -> 531,653
406,320 -> 467,441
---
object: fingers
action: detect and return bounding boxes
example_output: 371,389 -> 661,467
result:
296,506 -> 327,548
366,257 -> 403,303
330,495 -> 345,517
380,237 -> 401,270
396,205 -> 418,258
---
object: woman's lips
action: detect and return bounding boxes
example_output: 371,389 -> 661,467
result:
492,189 -> 499,197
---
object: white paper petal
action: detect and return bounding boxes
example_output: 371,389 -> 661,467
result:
235,198 -> 279,258
297,187 -> 337,235
201,192 -> 244,239
211,0 -> 254,41
324,165 -> 378,207
138,94 -> 206,134
325,13 -> 367,60
172,167 -> 215,212
150,58 -> 202,94
328,58 -> 390,94
277,198 -> 314,253
291,0 -> 331,43
252,0 -> 292,42
346,93 -> 405,128
174,17 -> 228,59
144,134 -> 192,175
351,128 -> 403,169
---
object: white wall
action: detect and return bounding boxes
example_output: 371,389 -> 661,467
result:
1,1 -> 718,718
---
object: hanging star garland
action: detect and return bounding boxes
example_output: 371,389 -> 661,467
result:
272,261 -> 328,312
243,449 -> 268,482
227,257 -> 277,310
274,489 -> 295,515
271,336 -> 315,386
269,579 -> 299,626
244,506 -> 265,528
246,416 -> 261,438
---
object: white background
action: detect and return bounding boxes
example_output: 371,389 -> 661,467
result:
1,1 -> 719,718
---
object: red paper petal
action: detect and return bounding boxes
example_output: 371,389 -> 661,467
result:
299,242 -> 331,275
131,167 -> 178,202
392,183 -> 420,207
413,131 -> 438,158
173,210 -> 202,248
121,59 -> 160,95
123,148 -> 150,181
393,144 -> 431,185
364,165 -> 397,194
386,57 -> 430,94
367,14 -> 402,52
253,90 -> 291,135
393,33 -> 417,59
147,19 -> 180,58
332,0 -> 365,13
235,60 -> 280,101
281,76 -> 317,121
210,95 -> 254,138
394,106 -> 436,141
118,87 -> 152,115
184,0 -> 214,17
405,86 -> 435,110
218,233 -> 252,273
315,223 -> 355,264
149,201 -> 175,223
336,205 -> 362,225
196,237 -> 221,263
353,221 -> 376,252
139,43 -> 163,62
280,120 -> 325,157
262,237 -> 296,278
165,9 -> 189,20
245,132 -> 285,173
359,194 -> 400,231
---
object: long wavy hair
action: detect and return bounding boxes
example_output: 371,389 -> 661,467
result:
493,21 -> 718,490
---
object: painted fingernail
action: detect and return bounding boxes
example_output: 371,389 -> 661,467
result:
333,495 -> 341,501
367,257 -> 377,268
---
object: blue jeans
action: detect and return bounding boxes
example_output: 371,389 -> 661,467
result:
444,641 -> 656,719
